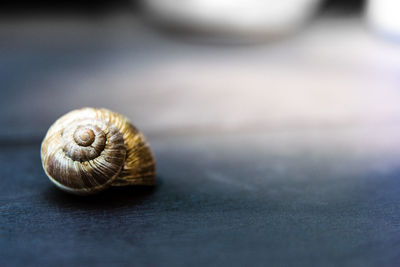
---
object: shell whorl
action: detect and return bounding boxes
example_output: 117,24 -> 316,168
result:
41,108 -> 156,195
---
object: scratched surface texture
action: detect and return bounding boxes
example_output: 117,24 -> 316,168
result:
1,13 -> 400,267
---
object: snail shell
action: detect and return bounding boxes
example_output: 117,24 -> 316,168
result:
41,108 -> 156,195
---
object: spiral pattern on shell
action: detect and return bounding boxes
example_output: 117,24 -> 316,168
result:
41,108 -> 156,195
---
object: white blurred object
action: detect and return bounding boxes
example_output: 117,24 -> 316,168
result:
367,0 -> 400,38
142,0 -> 322,37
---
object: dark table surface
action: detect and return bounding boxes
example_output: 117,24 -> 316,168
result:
1,13 -> 400,267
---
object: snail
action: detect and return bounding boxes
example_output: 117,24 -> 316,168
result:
41,107 -> 156,195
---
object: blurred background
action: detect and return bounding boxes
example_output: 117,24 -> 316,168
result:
1,0 -> 400,140
3,1 -> 400,266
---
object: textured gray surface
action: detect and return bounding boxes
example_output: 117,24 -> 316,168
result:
1,14 -> 400,266
2,129 -> 400,266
